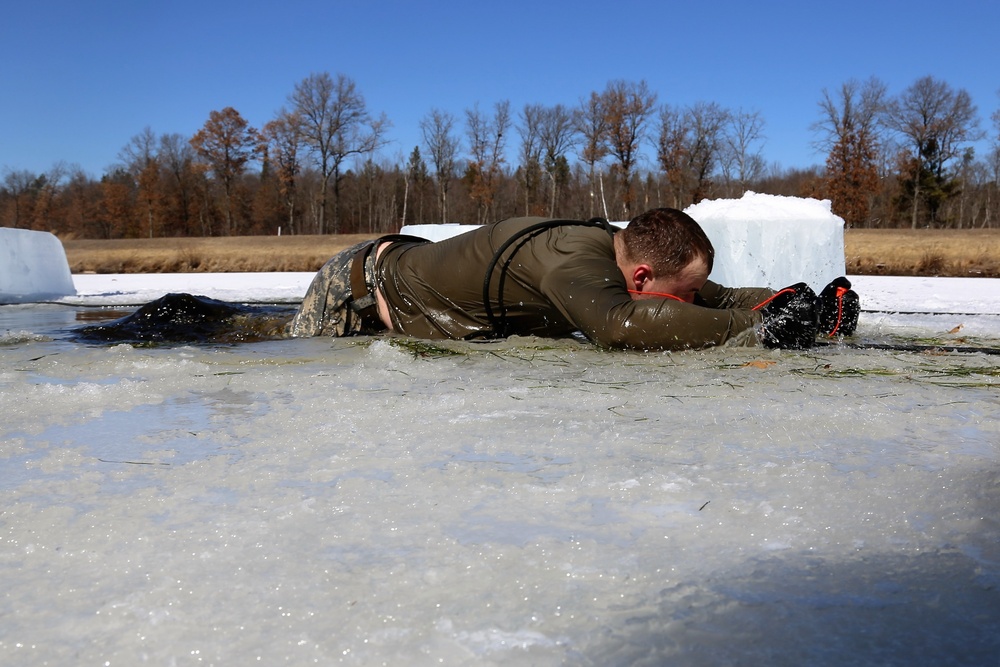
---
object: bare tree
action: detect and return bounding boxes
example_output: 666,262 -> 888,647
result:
656,104 -> 689,208
575,91 -> 609,218
60,165 -> 101,237
812,78 -> 886,226
465,100 -> 511,223
601,80 -> 657,218
993,90 -> 1000,151
517,103 -> 545,215
538,104 -> 576,216
420,108 -> 461,224
655,102 -> 730,206
262,109 -> 303,235
684,102 -> 730,203
721,108 -> 766,196
119,127 -> 160,237
28,163 -> 68,233
402,145 -> 430,226
189,107 -> 261,235
158,133 -> 196,235
988,91 -> 1000,227
1,168 -> 36,228
290,72 -> 389,233
118,126 -> 158,168
98,168 -> 134,239
884,76 -> 983,227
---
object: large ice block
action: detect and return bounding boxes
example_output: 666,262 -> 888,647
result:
0,227 -> 77,303
686,192 -> 845,289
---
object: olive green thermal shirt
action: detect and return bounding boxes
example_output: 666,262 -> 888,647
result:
375,217 -> 771,350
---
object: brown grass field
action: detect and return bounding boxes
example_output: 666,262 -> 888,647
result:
61,228 -> 1000,278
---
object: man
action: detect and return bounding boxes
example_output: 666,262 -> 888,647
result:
287,208 -> 859,350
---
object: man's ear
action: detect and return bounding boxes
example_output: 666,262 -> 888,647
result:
631,264 -> 654,292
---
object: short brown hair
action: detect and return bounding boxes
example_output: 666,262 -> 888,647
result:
617,208 -> 715,276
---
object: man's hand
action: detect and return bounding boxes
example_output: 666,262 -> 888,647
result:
816,277 -> 860,337
755,283 -> 819,349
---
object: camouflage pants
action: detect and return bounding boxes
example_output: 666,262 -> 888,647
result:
286,240 -> 378,337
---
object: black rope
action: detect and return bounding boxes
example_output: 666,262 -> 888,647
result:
481,218 -> 613,338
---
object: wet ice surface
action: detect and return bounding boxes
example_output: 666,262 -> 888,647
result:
2,291 -> 1000,665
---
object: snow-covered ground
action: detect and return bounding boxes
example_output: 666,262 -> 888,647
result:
1,273 -> 999,665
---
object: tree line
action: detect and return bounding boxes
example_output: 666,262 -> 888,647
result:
2,73 -> 998,238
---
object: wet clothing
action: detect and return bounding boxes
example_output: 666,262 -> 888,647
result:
292,216 -> 774,350
287,239 -> 382,338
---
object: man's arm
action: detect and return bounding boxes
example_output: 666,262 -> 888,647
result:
696,280 -> 774,310
539,252 -> 764,351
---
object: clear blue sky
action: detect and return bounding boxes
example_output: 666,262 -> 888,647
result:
2,0 -> 997,178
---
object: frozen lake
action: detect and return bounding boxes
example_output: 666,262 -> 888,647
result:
1,274 -> 999,665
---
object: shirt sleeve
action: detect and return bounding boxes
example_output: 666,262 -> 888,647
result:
697,280 -> 775,310
536,234 -> 764,350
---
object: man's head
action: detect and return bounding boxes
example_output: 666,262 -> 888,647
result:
614,208 -> 715,303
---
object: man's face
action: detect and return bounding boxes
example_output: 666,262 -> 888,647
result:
635,255 -> 709,303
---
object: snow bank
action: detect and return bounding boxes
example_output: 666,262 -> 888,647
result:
0,227 -> 76,303
60,271 -> 315,306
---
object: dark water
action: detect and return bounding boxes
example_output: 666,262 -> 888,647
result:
1,294 -> 296,346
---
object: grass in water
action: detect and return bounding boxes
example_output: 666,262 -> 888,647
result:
386,337 -> 467,358
786,358 -> 1000,387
